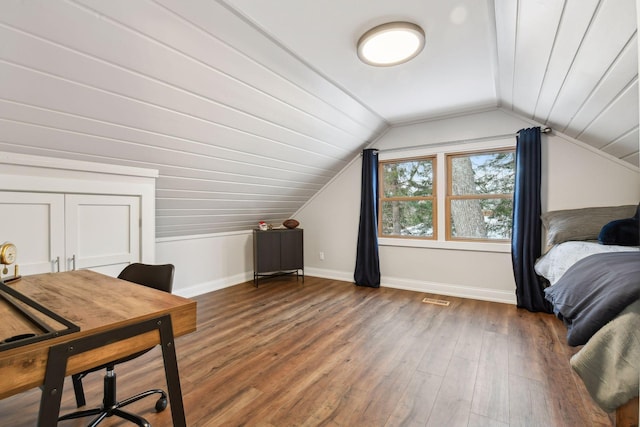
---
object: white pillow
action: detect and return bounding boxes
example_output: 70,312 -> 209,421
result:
535,241 -> 639,285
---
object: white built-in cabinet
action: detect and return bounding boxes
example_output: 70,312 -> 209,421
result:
0,152 -> 157,280
0,192 -> 140,277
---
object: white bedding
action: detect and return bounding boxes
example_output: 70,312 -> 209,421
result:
535,241 -> 639,286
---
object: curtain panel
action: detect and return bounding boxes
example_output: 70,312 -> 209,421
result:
512,127 -> 552,312
354,149 -> 381,287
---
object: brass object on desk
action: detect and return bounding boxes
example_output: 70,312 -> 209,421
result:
0,242 -> 17,265
0,242 -> 20,283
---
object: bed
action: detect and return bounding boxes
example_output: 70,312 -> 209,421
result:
534,204 -> 640,426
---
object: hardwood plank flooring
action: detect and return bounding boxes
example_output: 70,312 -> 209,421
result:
0,276 -> 613,426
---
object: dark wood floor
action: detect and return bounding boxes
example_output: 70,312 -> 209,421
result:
0,276 -> 612,426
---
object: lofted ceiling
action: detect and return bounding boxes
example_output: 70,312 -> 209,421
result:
0,0 -> 637,238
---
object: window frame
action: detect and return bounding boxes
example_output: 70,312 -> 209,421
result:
445,148 -> 515,242
376,140 -> 515,253
378,155 -> 437,240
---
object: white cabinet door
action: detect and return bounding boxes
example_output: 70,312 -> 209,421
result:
0,191 -> 65,276
0,192 -> 140,278
65,194 -> 140,277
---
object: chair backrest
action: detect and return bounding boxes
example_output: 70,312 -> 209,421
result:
117,263 -> 174,293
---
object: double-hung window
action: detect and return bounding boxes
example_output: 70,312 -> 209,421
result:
379,156 -> 436,238
446,150 -> 515,241
379,147 -> 515,244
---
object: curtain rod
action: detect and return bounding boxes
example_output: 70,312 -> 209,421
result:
370,126 -> 552,154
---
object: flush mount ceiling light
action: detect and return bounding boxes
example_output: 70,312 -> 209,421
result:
357,21 -> 425,66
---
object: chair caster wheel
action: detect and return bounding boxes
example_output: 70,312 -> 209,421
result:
155,397 -> 168,412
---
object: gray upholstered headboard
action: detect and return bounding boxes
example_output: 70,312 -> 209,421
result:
541,204 -> 637,250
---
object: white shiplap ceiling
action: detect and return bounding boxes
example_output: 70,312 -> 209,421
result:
0,0 -> 637,237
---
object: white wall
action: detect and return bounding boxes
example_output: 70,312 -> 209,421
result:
542,134 -> 640,211
156,108 -> 639,302
295,109 -> 640,304
156,231 -> 253,297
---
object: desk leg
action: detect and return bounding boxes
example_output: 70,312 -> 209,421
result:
158,315 -> 186,426
38,315 -> 187,427
38,348 -> 66,427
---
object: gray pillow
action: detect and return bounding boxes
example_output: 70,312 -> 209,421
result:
541,205 -> 637,247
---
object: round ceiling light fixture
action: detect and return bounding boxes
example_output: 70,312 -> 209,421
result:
357,21 -> 425,66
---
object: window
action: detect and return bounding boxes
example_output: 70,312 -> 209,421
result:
378,147 -> 515,244
379,156 -> 436,238
446,150 -> 515,241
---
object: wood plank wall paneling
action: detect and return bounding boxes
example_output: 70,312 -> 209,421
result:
0,0 -> 638,238
0,0 -> 386,237
0,277 -> 615,426
495,0 -> 639,166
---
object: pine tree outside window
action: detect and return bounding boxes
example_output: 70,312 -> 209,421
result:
378,148 -> 515,243
379,156 -> 436,239
446,149 -> 515,241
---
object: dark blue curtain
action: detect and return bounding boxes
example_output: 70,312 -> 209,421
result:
354,149 -> 381,287
512,127 -> 552,312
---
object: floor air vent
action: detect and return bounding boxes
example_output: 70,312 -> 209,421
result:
422,297 -> 450,306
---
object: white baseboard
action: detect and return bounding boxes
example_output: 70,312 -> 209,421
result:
176,267 -> 517,305
305,267 -> 516,305
380,276 -> 517,305
304,267 -> 353,282
174,272 -> 253,298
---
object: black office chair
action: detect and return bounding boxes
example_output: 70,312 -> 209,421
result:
58,263 -> 175,427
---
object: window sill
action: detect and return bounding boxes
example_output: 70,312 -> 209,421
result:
378,237 -> 511,253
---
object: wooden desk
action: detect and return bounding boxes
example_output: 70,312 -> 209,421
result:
0,270 -> 197,425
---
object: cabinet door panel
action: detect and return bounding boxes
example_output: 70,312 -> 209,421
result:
280,230 -> 303,270
254,231 -> 281,273
0,191 -> 65,275
65,195 -> 140,272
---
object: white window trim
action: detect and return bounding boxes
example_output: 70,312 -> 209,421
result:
377,138 -> 515,253
378,237 -> 512,253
